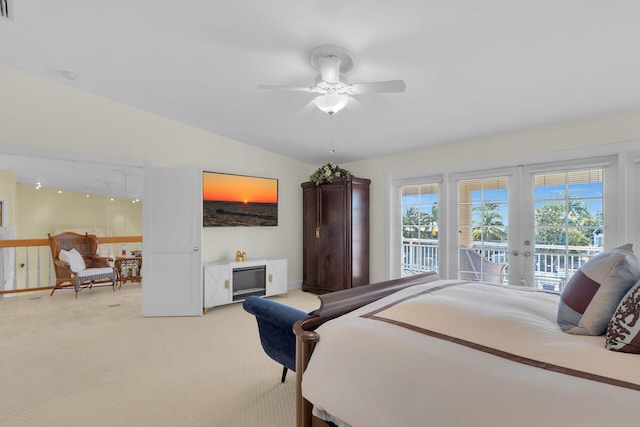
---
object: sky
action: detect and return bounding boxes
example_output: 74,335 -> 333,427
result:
203,172 -> 278,204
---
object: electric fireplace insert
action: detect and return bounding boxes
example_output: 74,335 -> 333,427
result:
232,265 -> 266,301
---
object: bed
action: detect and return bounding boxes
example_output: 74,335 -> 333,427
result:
293,272 -> 640,427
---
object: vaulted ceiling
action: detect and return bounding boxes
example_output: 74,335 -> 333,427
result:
2,1 -> 640,197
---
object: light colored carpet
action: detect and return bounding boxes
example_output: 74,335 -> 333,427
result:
0,284 -> 320,427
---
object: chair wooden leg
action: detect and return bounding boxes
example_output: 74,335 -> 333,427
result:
50,281 -> 76,297
281,366 -> 288,383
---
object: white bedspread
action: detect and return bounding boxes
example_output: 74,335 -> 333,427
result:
302,280 -> 640,427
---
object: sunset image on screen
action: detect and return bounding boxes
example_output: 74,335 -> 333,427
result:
203,172 -> 278,227
203,173 -> 277,203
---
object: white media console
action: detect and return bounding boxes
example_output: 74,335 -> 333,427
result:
203,258 -> 287,310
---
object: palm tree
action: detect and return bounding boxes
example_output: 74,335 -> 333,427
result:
472,202 -> 506,241
402,207 -> 432,239
428,201 -> 439,238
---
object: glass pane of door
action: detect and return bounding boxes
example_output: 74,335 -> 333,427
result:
401,183 -> 439,276
458,177 -> 509,284
533,169 -> 604,291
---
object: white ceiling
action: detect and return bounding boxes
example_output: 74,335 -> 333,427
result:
2,1 -> 640,196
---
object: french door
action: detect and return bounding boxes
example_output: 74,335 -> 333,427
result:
522,164 -> 607,290
457,175 -> 513,285
455,161 -> 609,288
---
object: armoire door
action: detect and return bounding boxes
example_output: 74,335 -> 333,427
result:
302,184 -> 320,289
318,182 -> 347,291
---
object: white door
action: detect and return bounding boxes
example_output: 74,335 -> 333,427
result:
455,163 -> 609,289
521,164 -> 608,291
142,167 -> 202,316
456,174 -> 515,285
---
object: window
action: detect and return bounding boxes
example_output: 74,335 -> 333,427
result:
400,183 -> 439,275
532,168 -> 604,291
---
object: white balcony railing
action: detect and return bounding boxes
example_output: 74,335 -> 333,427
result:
402,239 -> 603,291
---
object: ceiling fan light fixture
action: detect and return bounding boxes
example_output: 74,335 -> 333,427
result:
314,90 -> 348,115
259,45 -> 404,116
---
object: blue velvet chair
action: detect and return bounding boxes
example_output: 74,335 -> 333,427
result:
243,296 -> 310,383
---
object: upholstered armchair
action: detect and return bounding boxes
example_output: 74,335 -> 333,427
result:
48,232 -> 117,298
243,296 -> 310,383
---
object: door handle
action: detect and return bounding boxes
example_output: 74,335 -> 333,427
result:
194,247 -> 199,252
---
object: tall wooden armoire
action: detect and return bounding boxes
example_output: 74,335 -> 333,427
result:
301,176 -> 370,294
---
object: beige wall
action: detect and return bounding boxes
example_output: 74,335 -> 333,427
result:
0,66 -> 313,287
344,109 -> 640,282
0,170 -> 16,227
15,183 -> 142,239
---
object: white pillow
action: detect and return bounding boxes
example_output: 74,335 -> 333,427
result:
59,248 -> 86,273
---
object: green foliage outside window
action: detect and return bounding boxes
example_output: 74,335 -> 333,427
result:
535,200 -> 601,247
402,202 -> 438,239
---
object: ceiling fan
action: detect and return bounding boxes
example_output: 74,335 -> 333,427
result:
258,45 -> 406,115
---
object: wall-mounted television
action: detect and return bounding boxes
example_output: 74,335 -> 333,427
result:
203,171 -> 278,227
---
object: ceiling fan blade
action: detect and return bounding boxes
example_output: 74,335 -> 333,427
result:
257,84 -> 314,93
349,80 -> 406,94
346,95 -> 362,109
295,99 -> 319,116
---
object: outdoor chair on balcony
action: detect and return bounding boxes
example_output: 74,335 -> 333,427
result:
48,232 -> 117,298
459,246 -> 507,284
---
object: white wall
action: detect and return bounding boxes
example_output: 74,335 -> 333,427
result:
0,66 -> 313,287
344,109 -> 640,283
